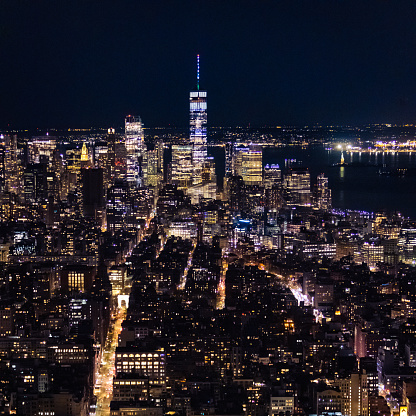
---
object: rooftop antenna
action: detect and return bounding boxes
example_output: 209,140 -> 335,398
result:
197,54 -> 200,90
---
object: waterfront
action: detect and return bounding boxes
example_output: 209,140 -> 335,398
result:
265,145 -> 416,218
208,144 -> 416,218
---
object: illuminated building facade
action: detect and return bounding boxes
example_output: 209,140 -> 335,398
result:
234,145 -> 263,185
4,135 -> 21,196
263,164 -> 281,188
108,265 -> 127,296
315,173 -> 332,210
190,55 -> 207,185
68,297 -> 91,330
115,347 -> 166,387
23,163 -> 47,204
27,135 -> 57,164
107,180 -> 131,234
171,145 -> 193,190
316,389 -> 342,415
270,395 -> 295,416
143,140 -> 164,188
334,372 -> 369,416
113,375 -> 149,401
284,167 -> 312,206
61,265 -> 95,293
125,115 -> 144,187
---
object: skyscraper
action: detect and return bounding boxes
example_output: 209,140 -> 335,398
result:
82,168 -> 105,224
171,145 -> 193,190
143,139 -> 164,188
284,167 -> 312,207
233,145 -> 263,185
190,55 -> 207,185
125,115 -> 144,187
315,173 -> 332,210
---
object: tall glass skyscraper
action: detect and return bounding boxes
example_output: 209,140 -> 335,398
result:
125,115 -> 144,187
190,55 -> 207,184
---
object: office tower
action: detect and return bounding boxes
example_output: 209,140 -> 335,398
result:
233,145 -> 263,185
93,141 -> 109,191
81,168 -> 105,224
143,139 -> 164,188
27,135 -> 57,164
108,265 -> 126,296
106,128 -> 125,185
107,180 -> 132,234
4,134 -> 21,196
334,372 -> 369,416
190,55 -> 207,185
263,164 -> 281,188
23,163 -> 48,203
68,297 -> 92,330
65,148 -> 82,175
263,164 -> 282,213
114,142 -> 127,182
171,145 -> 193,190
315,173 -> 332,210
284,167 -> 312,206
125,115 -> 144,187
201,157 -> 216,184
80,142 -> 92,169
225,142 -> 234,176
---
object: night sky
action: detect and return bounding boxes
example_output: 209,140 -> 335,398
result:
2,0 -> 416,129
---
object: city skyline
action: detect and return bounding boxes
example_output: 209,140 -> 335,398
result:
3,2 -> 416,415
2,1 -> 416,129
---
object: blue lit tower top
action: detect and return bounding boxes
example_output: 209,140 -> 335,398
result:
197,54 -> 200,90
190,54 -> 207,184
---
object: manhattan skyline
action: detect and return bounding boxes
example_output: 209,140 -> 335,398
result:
3,7 -> 416,413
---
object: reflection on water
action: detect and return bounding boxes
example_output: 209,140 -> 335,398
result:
262,145 -> 416,217
339,190 -> 344,205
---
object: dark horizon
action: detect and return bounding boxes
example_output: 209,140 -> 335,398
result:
2,0 -> 416,129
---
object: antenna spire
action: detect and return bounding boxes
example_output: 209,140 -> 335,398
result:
197,54 -> 200,90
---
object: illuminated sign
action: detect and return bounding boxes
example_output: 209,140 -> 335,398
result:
400,405 -> 408,416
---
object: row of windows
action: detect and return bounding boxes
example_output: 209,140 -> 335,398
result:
117,353 -> 161,358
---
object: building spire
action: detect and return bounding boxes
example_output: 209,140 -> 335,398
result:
197,54 -> 200,90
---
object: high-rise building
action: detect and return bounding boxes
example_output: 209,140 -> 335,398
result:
263,164 -> 281,189
171,145 -> 193,191
23,163 -> 48,203
284,167 -> 312,207
106,180 -> 131,234
106,128 -> 127,185
143,139 -> 164,188
334,372 -> 369,416
315,173 -> 332,210
233,145 -> 263,185
80,142 -> 92,169
190,55 -> 207,185
125,115 -> 144,187
82,168 -> 105,224
4,134 -> 21,196
27,135 -> 57,164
